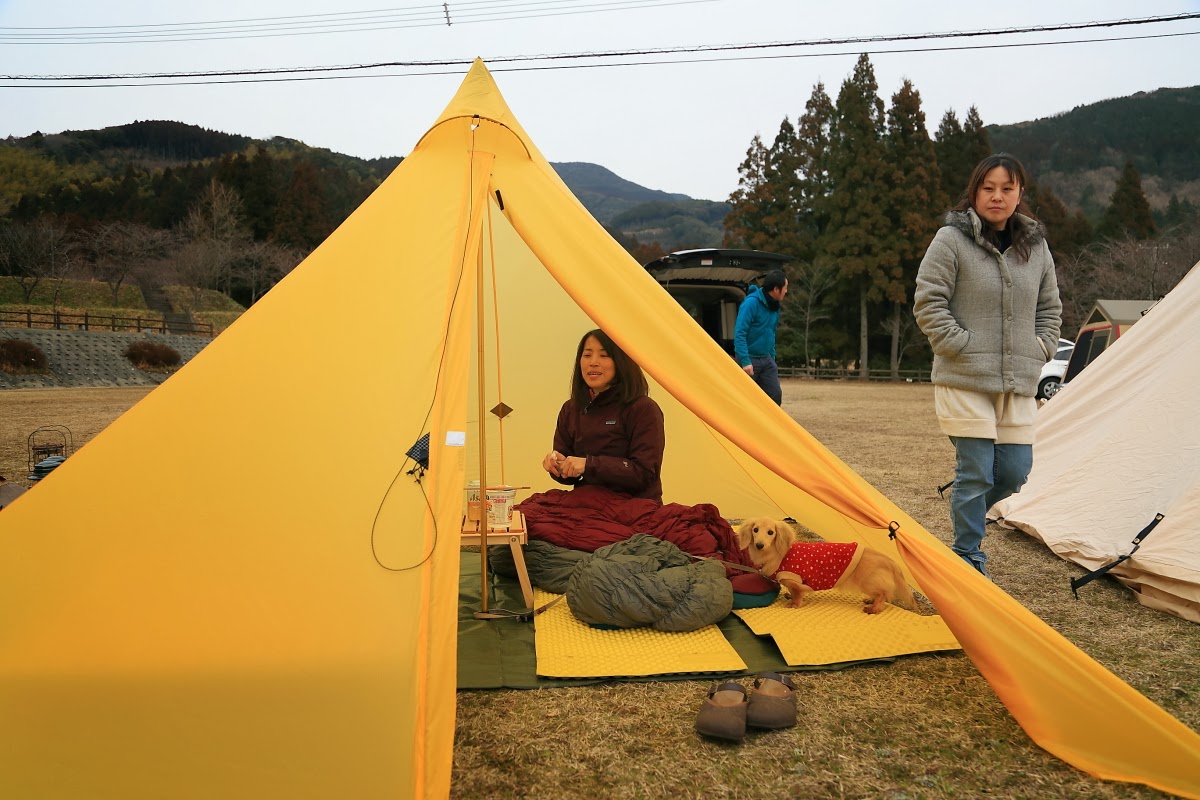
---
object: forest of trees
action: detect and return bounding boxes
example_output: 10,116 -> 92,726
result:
722,54 -> 1200,376
0,124 -> 397,309
3,80 -> 1199,354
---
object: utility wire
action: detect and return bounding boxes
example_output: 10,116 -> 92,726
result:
0,0 -> 721,44
0,0 -> 674,31
3,12 -> 1198,84
3,28 -> 1197,89
0,0 -> 574,30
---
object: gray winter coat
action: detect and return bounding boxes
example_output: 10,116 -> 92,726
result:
914,210 -> 1061,396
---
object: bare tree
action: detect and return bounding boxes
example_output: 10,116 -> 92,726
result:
170,239 -> 225,316
0,222 -> 39,300
0,218 -> 76,303
81,222 -> 177,307
879,305 -> 927,379
179,179 -> 252,298
1055,229 -> 1198,336
1052,251 -> 1094,336
783,258 -> 839,367
233,241 -> 305,305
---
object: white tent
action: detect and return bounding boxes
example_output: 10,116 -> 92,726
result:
994,262 -> 1200,623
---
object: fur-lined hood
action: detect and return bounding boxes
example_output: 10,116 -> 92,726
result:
943,208 -> 1045,253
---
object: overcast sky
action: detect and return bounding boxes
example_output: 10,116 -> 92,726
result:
2,1 -> 1199,201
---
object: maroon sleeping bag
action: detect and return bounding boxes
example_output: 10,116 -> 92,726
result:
516,485 -> 776,595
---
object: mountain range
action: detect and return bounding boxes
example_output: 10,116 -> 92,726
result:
3,84 -> 1198,252
989,84 -> 1200,219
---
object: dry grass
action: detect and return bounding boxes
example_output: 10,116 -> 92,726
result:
454,380 -> 1199,800
0,387 -> 151,482
1,382 -> 1196,799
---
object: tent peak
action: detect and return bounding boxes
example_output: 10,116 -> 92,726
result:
415,59 -> 548,165
432,59 -> 513,129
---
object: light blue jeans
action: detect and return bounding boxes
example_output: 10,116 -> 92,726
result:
949,437 -> 1033,576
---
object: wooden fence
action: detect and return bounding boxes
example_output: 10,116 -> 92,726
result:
0,310 -> 213,337
779,365 -> 931,383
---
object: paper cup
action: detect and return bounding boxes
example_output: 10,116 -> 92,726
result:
486,487 -> 517,528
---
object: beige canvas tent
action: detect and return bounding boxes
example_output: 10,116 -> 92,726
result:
1,61 -> 1199,799
995,264 -> 1200,623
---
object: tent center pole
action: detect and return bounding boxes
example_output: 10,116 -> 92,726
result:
475,230 -> 490,611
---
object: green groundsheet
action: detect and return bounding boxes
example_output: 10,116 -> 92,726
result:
456,552 -> 892,689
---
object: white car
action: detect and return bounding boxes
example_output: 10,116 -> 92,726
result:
1038,338 -> 1075,399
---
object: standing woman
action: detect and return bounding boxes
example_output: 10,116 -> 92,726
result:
542,329 -> 666,503
914,153 -> 1062,577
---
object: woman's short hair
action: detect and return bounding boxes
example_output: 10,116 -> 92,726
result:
570,329 -> 649,407
953,152 -> 1040,261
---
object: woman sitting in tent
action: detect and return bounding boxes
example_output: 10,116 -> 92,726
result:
541,328 -> 665,503
505,329 -> 772,620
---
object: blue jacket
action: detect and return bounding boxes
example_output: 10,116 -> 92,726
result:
733,285 -> 780,367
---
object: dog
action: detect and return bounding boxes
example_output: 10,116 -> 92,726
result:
736,517 -> 915,614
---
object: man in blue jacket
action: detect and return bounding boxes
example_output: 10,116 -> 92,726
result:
734,269 -> 788,405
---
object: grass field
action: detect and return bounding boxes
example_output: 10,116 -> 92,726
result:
0,276 -> 146,308
1,381 -> 1196,799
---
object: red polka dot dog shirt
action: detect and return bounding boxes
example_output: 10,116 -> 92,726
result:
771,541 -> 863,590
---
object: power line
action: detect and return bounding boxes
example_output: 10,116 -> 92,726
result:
3,28 -> 1197,89
0,0 -> 722,44
0,0 -> 652,31
3,12 -> 1198,84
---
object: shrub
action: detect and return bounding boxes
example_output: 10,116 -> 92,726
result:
124,341 -> 182,372
0,339 -> 49,374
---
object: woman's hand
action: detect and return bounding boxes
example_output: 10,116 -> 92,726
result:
543,451 -> 565,477
558,456 -> 586,479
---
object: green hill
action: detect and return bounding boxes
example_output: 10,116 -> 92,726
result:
989,85 -> 1200,218
1,121 -> 726,252
548,163 -> 727,249
550,162 -> 688,219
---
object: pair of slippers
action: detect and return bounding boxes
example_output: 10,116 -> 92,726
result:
694,672 -> 797,742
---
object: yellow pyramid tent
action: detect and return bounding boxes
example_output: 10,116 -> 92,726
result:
2,60 -> 1199,800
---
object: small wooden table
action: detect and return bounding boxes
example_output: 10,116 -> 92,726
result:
461,509 -> 534,609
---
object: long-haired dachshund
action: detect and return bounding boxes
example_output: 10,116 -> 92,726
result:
736,517 -> 915,614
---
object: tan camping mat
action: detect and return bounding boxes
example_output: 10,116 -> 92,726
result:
734,591 -> 961,666
533,589 -> 747,678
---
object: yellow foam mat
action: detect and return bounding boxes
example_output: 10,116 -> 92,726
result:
734,591 -> 961,666
533,589 -> 747,678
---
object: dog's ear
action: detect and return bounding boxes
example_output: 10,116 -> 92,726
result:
775,521 -> 797,553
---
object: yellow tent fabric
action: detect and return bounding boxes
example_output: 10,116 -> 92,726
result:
1,60 -> 1198,799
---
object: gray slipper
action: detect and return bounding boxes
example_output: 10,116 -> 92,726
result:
695,682 -> 748,742
747,672 -> 797,729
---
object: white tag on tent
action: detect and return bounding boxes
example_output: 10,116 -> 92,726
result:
445,431 -> 466,447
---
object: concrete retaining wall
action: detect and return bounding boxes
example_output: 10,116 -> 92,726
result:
0,328 -> 213,389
